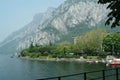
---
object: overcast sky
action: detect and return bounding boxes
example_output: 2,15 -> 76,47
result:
0,0 -> 65,42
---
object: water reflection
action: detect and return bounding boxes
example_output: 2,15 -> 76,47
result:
0,54 -> 111,80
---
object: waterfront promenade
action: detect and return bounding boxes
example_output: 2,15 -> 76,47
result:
37,68 -> 120,80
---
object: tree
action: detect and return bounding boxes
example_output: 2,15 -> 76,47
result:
52,41 -> 71,57
30,42 -> 34,49
74,29 -> 107,55
103,33 -> 120,55
98,0 -> 120,28
39,46 -> 52,56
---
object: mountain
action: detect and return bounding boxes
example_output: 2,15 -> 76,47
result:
0,0 -> 119,54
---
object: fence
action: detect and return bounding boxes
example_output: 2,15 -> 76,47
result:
36,68 -> 120,80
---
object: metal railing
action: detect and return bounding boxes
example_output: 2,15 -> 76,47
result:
36,68 -> 120,80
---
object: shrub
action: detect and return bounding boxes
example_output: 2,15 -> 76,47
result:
82,54 -> 87,59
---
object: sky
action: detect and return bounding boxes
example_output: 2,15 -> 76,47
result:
0,0 -> 65,42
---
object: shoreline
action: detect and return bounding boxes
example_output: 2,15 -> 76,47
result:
19,56 -> 106,63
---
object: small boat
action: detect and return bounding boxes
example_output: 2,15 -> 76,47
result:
109,61 -> 120,66
87,61 -> 94,64
10,56 -> 14,58
10,54 -> 14,58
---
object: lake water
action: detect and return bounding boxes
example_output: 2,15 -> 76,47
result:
0,54 -> 111,80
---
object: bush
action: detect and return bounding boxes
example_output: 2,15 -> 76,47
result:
82,54 -> 87,59
98,52 -> 107,59
43,51 -> 49,56
51,53 -> 57,58
20,50 -> 29,57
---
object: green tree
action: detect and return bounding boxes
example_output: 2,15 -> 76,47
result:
103,33 -> 120,55
98,0 -> 120,28
20,49 -> 30,57
52,41 -> 71,58
74,29 -> 107,55
39,46 -> 52,56
30,42 -> 34,49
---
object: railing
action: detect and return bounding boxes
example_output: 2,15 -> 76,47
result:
36,68 -> 120,80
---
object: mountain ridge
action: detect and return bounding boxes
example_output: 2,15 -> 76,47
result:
0,0 -> 118,54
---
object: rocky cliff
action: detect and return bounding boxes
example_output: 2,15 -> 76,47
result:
0,0 -> 113,54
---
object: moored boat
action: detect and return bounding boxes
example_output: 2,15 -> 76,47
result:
109,61 -> 120,66
86,61 -> 94,64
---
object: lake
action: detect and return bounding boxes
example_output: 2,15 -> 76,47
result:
0,54 -> 111,80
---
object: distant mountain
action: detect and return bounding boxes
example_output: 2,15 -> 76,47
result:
0,0 -> 119,54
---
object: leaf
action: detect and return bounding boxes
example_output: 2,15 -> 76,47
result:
105,21 -> 110,26
98,0 -> 120,28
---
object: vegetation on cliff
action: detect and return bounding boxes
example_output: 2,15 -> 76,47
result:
19,29 -> 120,59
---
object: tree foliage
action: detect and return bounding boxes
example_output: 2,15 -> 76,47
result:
74,29 -> 107,55
98,0 -> 120,28
51,41 -> 72,57
103,33 -> 120,54
21,29 -> 107,57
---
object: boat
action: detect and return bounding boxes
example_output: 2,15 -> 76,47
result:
109,61 -> 120,66
106,55 -> 120,67
86,61 -> 94,64
10,55 -> 14,58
